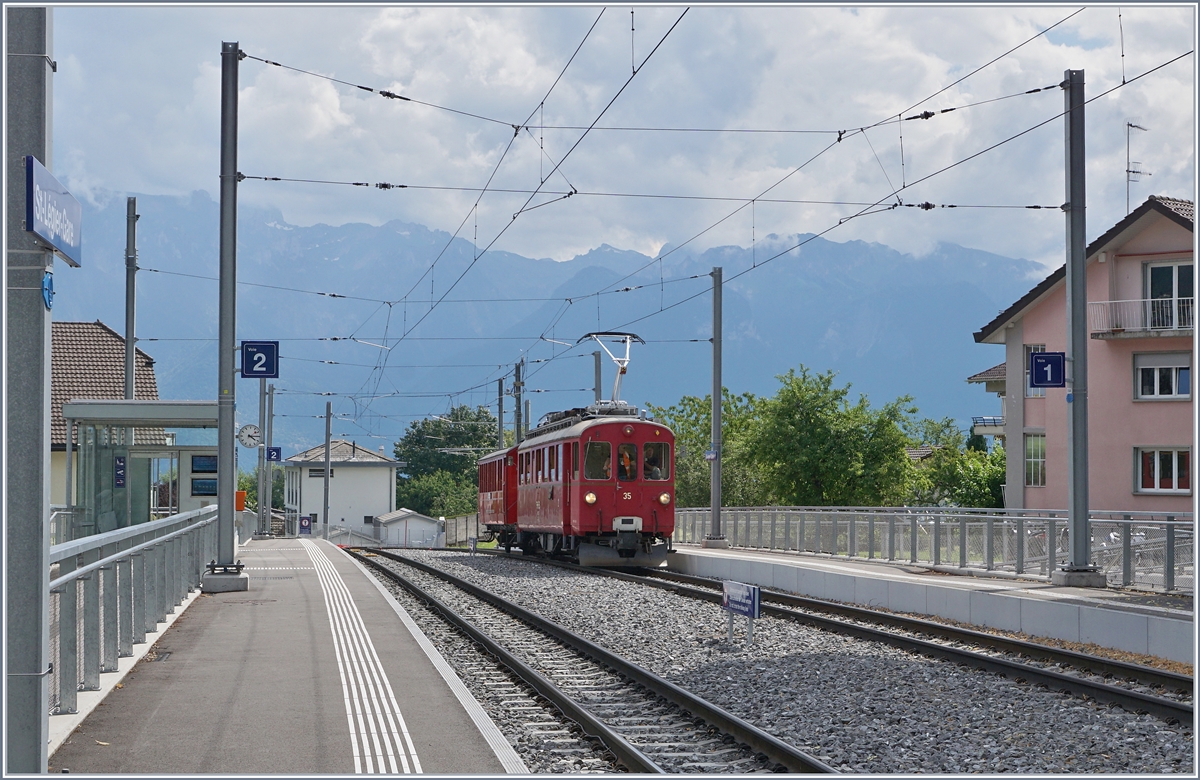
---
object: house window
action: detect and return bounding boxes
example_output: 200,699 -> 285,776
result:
1025,345 -> 1046,398
364,515 -> 374,525
1138,448 -> 1191,493
1146,262 -> 1194,330
1135,353 -> 1191,399
308,468 -> 333,478
1024,434 -> 1046,487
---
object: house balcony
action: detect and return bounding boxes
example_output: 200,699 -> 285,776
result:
971,416 -> 1005,437
1088,298 -> 1194,339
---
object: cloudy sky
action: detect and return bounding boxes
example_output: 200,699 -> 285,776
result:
53,4 -> 1196,272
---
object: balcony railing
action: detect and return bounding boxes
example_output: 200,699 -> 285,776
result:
971,416 -> 1004,428
1089,297 -> 1194,335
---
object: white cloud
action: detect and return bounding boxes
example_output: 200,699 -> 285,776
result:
52,5 -> 1195,270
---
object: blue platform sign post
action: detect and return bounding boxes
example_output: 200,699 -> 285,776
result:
241,341 -> 279,379
266,447 -> 282,463
721,580 -> 761,643
299,516 -> 312,535
1030,351 -> 1067,389
25,156 -> 82,267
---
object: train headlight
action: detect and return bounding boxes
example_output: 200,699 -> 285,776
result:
585,492 -> 598,504
659,492 -> 671,505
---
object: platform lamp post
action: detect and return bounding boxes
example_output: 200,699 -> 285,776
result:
204,41 -> 248,592
703,267 -> 729,548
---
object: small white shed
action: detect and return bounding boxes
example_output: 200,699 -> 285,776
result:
375,507 -> 445,548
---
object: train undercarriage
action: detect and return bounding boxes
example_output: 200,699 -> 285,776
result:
490,527 -> 670,568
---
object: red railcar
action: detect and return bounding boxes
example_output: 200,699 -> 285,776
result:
477,402 -> 675,566
476,446 -> 518,541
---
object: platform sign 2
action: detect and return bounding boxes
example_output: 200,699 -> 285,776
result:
241,341 -> 279,379
1029,351 -> 1067,389
114,456 -> 127,489
266,447 -> 282,462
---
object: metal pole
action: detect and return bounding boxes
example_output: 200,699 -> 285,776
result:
593,351 -> 602,403
497,378 -> 504,449
323,401 -> 332,530
1060,69 -> 1098,584
124,197 -> 138,400
216,41 -> 240,567
513,360 -> 523,445
257,377 -> 267,535
704,267 -> 727,547
266,382 -> 274,532
6,7 -> 54,768
524,399 -> 531,436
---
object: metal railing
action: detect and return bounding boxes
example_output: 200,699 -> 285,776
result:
313,523 -> 382,547
970,416 -> 1004,427
673,507 -> 1193,593
48,506 -> 219,716
1088,297 -> 1194,334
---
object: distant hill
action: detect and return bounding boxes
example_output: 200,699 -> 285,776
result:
53,190 -> 1042,457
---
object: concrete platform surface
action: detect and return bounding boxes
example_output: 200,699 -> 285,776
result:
49,538 -> 524,774
669,545 -> 1194,664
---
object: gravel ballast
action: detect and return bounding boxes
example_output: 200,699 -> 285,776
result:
380,550 -> 1194,774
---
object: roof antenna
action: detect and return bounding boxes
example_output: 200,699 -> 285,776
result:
577,332 -> 645,403
1126,119 -> 1151,215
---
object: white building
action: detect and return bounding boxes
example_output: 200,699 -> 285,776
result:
283,440 -> 397,530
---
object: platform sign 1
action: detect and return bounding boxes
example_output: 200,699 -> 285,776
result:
1029,351 -> 1067,389
722,580 -> 761,643
266,447 -> 282,462
241,341 -> 280,379
25,156 -> 82,267
114,456 -> 127,489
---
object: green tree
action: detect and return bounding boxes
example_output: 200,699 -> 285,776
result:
749,367 -> 918,506
236,468 -> 284,512
646,389 -> 768,507
396,470 -> 478,518
394,404 -> 498,516
949,446 -> 1006,508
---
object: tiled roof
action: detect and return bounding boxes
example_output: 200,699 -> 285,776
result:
906,445 -> 936,461
52,321 -> 160,447
286,439 -> 396,464
974,195 -> 1194,343
967,363 -> 1006,383
1153,195 -> 1194,223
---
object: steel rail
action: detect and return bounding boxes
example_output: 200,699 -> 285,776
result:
480,552 -> 1190,723
350,550 -> 663,774
363,548 -> 836,773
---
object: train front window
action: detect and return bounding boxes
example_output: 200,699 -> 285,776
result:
616,443 -> 638,481
643,442 -> 670,480
583,442 -> 611,480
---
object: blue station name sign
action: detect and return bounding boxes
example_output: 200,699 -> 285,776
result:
721,580 -> 762,619
25,156 -> 82,267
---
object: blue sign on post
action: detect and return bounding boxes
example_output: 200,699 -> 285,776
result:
299,516 -> 312,535
1030,351 -> 1067,389
25,156 -> 82,267
241,341 -> 279,379
266,447 -> 282,462
722,580 -> 762,618
114,456 -> 127,489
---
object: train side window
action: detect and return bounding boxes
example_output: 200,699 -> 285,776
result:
643,442 -> 670,480
616,443 -> 638,481
583,442 -> 611,480
572,442 -> 579,479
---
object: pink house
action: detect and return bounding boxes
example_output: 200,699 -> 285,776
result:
974,195 -> 1193,513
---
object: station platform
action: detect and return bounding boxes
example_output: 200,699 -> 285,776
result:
669,545 -> 1194,664
48,538 -> 527,775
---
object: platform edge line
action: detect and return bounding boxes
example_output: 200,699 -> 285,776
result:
338,548 -> 531,775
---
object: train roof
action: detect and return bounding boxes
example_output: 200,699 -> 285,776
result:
518,402 -> 671,447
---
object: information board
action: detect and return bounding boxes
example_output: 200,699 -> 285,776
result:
721,580 -> 761,619
25,156 -> 82,267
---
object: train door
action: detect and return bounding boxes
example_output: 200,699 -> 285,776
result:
613,437 -> 644,526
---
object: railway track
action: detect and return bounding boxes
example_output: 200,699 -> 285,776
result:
350,548 -> 835,774
480,550 -> 1193,724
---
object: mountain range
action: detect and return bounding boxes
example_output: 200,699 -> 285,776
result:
52,190 -> 1044,458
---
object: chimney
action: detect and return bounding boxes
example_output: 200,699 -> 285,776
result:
352,441 -> 357,458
